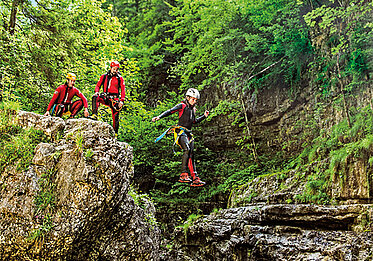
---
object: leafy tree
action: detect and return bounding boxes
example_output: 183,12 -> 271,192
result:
0,0 -> 131,113
122,0 -> 179,104
304,0 -> 373,125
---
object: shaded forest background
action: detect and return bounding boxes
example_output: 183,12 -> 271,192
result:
1,0 -> 372,234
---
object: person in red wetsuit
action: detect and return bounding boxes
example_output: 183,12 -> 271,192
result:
44,73 -> 89,118
92,61 -> 125,134
152,88 -> 209,187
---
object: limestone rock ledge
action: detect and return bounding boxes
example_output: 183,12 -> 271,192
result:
165,158 -> 373,260
0,111 -> 161,260
167,204 -> 373,260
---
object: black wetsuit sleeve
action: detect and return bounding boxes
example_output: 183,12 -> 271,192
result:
194,114 -> 206,124
158,103 -> 183,119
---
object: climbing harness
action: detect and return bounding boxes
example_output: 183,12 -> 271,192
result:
98,93 -> 123,112
155,125 -> 194,154
50,104 -> 71,117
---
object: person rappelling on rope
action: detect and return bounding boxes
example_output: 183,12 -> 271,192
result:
91,61 -> 125,134
152,88 -> 209,187
44,72 -> 89,118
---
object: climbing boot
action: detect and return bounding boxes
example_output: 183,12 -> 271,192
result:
190,176 -> 205,187
178,173 -> 192,183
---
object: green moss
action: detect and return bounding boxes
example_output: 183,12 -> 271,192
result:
0,102 -> 49,175
29,168 -> 57,241
177,213 -> 203,242
129,185 -> 153,210
287,105 -> 373,204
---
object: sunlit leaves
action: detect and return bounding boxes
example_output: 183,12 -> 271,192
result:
0,0 -> 132,113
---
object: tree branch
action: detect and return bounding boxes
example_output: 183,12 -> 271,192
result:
247,57 -> 285,81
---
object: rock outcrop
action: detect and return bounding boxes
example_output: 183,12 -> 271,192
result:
167,164 -> 373,260
165,149 -> 373,260
170,205 -> 373,260
167,188 -> 373,260
0,111 -> 161,260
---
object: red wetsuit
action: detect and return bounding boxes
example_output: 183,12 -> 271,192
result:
47,84 -> 88,117
94,72 -> 125,101
92,72 -> 125,133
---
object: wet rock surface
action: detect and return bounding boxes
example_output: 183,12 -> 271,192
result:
166,203 -> 373,260
0,111 -> 161,260
166,157 -> 373,260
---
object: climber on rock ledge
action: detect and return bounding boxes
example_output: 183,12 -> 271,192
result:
44,72 -> 89,119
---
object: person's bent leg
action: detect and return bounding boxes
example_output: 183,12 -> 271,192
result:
55,104 -> 65,117
187,139 -> 197,177
70,100 -> 84,118
113,111 -> 119,134
178,135 -> 192,183
108,98 -> 121,134
109,105 -> 120,134
187,139 -> 205,187
92,94 -> 103,116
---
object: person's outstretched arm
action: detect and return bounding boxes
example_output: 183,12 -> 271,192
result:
152,103 -> 183,122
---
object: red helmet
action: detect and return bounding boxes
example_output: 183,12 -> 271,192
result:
110,61 -> 120,68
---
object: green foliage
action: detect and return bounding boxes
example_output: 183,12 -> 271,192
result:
295,163 -> 331,205
208,100 -> 241,124
177,212 -> 203,241
74,131 -> 84,156
0,0 -> 131,113
299,105 -> 373,166
304,1 -> 372,94
296,179 -> 330,204
84,148 -> 94,161
214,161 -> 258,194
29,167 -> 57,240
123,0 -> 177,95
28,214 -> 54,241
128,185 -> 151,210
34,169 -> 56,217
161,0 -> 313,94
128,185 -> 158,228
292,105 -> 373,203
0,101 -> 49,175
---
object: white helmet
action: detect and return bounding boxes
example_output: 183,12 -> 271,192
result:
185,88 -> 200,99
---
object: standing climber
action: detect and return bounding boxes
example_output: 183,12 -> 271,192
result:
44,73 -> 89,118
91,61 -> 125,134
152,88 -> 209,187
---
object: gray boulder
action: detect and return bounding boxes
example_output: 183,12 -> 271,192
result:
0,111 -> 161,260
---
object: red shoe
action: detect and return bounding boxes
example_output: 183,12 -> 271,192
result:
190,176 -> 205,187
179,173 -> 192,183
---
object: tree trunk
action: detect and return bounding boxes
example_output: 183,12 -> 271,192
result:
9,0 -> 22,35
135,0 -> 139,13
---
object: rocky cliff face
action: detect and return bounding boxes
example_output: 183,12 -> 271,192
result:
167,167 -> 373,260
166,80 -> 373,260
169,204 -> 373,260
204,79 -> 373,157
0,111 -> 161,260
